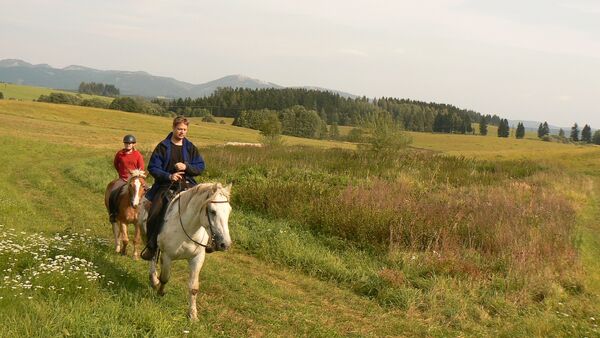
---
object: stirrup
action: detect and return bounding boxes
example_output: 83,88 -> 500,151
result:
140,246 -> 157,261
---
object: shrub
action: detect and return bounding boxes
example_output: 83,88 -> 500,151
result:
80,98 -> 110,109
37,92 -> 82,105
201,115 -> 217,123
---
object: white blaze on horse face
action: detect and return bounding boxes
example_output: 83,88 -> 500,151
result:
212,193 -> 232,249
132,178 -> 142,207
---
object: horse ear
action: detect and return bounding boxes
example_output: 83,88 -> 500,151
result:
224,183 -> 232,193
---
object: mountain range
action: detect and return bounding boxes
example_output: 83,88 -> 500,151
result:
0,59 -> 356,99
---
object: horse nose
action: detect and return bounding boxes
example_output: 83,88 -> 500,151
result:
218,242 -> 230,251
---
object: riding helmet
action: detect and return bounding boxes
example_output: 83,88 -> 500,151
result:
123,134 -> 136,143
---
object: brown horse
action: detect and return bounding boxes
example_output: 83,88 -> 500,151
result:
104,169 -> 147,259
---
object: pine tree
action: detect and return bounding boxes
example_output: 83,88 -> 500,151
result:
543,122 -> 550,136
516,122 -> 525,139
570,123 -> 580,142
498,119 -> 509,138
581,124 -> 592,143
559,128 -> 565,138
537,123 -> 544,138
593,130 -> 600,145
479,116 -> 488,136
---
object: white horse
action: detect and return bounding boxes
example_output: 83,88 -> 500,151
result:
138,182 -> 232,320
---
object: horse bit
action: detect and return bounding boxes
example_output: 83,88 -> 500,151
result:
178,196 -> 229,250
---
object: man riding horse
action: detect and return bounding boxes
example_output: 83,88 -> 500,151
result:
141,116 -> 206,261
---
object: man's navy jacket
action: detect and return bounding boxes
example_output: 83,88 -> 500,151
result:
146,132 -> 205,201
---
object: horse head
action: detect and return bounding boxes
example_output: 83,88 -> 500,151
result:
127,169 -> 147,208
204,183 -> 232,251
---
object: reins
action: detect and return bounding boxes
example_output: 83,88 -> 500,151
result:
177,189 -> 229,250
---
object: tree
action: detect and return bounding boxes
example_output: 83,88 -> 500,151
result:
360,112 -> 412,157
593,130 -> 600,145
559,128 -> 565,138
537,121 -> 550,138
581,124 -> 592,143
108,97 -> 140,112
0,92 -> 3,99
281,105 -> 327,139
497,119 -> 509,138
537,123 -> 544,138
329,122 -> 340,139
543,122 -> 550,136
78,82 -> 120,97
515,122 -> 525,139
479,116 -> 488,136
570,123 -> 579,142
259,112 -> 283,146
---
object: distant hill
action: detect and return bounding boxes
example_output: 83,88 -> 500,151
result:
0,59 -> 356,99
508,119 -> 570,134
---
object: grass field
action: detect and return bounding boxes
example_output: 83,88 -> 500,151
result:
1,100 -> 600,337
0,83 -> 113,102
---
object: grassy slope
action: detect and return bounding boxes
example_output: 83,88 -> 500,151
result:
1,100 -> 599,336
0,83 -> 113,102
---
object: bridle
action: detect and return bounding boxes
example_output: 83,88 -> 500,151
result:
127,176 -> 146,207
178,192 -> 229,250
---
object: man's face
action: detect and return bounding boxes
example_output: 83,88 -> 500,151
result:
173,123 -> 188,140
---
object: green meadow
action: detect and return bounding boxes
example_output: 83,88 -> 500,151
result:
1,100 -> 599,337
0,83 -> 113,102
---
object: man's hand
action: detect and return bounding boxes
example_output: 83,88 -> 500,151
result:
175,162 -> 187,171
169,171 -> 186,182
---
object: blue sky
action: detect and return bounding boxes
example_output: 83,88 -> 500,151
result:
1,0 -> 599,127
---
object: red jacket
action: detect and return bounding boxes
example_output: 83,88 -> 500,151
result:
114,150 -> 145,180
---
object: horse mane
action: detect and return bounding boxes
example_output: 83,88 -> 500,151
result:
127,169 -> 146,183
172,182 -> 231,211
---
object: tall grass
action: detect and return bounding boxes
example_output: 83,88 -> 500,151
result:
204,146 -> 580,286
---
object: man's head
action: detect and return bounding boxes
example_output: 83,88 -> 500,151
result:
172,116 -> 189,142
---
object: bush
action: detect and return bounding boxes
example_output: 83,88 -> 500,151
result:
201,115 -> 217,123
108,97 -> 167,115
37,92 -> 82,105
0,92 -> 3,99
108,97 -> 139,112
80,98 -> 110,109
345,128 -> 365,142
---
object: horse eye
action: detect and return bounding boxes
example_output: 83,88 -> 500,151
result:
210,209 -> 217,216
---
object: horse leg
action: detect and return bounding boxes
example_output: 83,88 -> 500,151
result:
132,221 -> 141,260
158,255 -> 172,296
112,221 -> 121,253
187,253 -> 206,321
149,259 -> 160,290
119,221 -> 129,256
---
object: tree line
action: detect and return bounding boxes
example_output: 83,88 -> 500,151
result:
152,87 -> 501,134
78,82 -> 120,97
